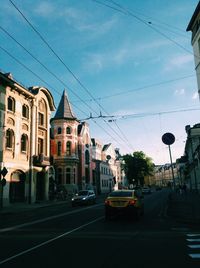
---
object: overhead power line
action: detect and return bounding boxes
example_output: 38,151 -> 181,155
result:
93,0 -> 196,57
8,0 -> 134,151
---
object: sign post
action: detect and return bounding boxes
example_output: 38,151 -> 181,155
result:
162,133 -> 175,190
0,167 -> 8,209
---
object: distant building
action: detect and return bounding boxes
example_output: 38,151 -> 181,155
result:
0,71 -> 55,207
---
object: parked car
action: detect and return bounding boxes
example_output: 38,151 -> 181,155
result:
71,190 -> 96,206
104,189 -> 144,220
142,186 -> 151,194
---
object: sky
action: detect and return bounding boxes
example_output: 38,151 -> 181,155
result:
1,0 -> 200,165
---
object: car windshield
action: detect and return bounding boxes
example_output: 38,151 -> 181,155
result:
109,191 -> 133,197
78,191 -> 89,196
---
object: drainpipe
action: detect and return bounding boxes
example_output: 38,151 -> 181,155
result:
28,99 -> 34,204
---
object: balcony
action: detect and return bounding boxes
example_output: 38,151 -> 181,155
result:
33,154 -> 52,166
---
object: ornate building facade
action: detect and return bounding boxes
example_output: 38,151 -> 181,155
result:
0,71 -> 55,207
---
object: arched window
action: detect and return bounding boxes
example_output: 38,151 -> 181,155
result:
57,127 -> 62,134
21,134 -> 28,152
66,127 -> 71,134
22,104 -> 29,119
66,141 -> 71,156
57,141 -> 62,156
6,129 -> 14,149
66,168 -> 71,184
8,97 -> 15,112
85,150 -> 90,164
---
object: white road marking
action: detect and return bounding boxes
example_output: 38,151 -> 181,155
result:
0,203 -> 103,233
0,216 -> 104,265
189,254 -> 200,259
187,239 -> 200,242
188,245 -> 200,249
187,234 -> 200,237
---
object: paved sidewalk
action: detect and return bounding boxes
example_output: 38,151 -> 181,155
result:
167,191 -> 200,224
0,199 -> 71,215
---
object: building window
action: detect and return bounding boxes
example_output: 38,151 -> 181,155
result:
66,141 -> 71,156
8,97 -> 15,112
38,138 -> 43,154
6,129 -> 14,149
57,168 -> 62,185
57,141 -> 62,156
57,127 -> 62,134
22,104 -> 29,119
66,168 -> 71,184
21,134 -> 28,152
38,112 -> 44,126
66,127 -> 71,134
85,150 -> 89,164
73,168 -> 76,184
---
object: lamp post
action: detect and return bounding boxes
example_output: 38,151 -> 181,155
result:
162,133 -> 176,190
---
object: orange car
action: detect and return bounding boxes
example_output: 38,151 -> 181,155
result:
104,189 -> 144,220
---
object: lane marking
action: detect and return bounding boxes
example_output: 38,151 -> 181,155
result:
187,234 -> 200,237
0,203 -> 103,233
189,254 -> 200,259
188,245 -> 200,249
0,216 -> 104,265
187,239 -> 200,242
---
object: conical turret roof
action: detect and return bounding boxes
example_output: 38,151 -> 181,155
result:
53,90 -> 76,120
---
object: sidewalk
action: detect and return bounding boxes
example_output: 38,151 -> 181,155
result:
0,198 -> 71,215
167,191 -> 200,225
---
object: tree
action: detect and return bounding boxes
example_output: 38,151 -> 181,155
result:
123,151 -> 154,186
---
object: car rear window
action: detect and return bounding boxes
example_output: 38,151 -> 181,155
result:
109,191 -> 133,197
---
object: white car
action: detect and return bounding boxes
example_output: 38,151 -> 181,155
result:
71,190 -> 96,206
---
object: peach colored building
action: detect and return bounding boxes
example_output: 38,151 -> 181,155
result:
50,90 -> 93,192
0,71 -> 55,207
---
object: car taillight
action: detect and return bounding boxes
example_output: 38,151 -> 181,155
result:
105,200 -> 111,205
129,200 -> 136,205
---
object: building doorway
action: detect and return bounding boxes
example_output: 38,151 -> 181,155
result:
9,171 -> 25,203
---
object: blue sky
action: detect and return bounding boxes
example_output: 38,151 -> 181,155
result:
1,0 -> 200,165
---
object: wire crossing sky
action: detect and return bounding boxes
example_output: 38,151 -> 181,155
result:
0,0 -> 200,164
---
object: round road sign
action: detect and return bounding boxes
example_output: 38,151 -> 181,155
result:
162,132 -> 175,145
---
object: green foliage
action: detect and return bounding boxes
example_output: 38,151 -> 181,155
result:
123,151 -> 154,186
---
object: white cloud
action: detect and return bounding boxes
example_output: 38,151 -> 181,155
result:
192,91 -> 199,100
164,54 -> 193,71
174,88 -> 185,96
34,2 -> 55,17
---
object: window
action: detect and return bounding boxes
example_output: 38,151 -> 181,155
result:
57,141 -> 62,156
66,127 -> 71,134
85,150 -> 89,164
38,112 -> 44,126
66,168 -> 71,184
73,168 -> 76,184
38,138 -> 43,154
57,168 -> 62,185
8,97 -> 15,112
21,134 -> 28,152
57,127 -> 62,134
22,104 -> 29,119
66,141 -> 71,156
6,129 -> 14,149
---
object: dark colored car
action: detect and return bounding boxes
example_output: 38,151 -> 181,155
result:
104,189 -> 144,220
142,186 -> 151,194
71,190 -> 96,206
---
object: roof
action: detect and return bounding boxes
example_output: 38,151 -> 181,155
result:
186,1 -> 200,31
53,90 -> 76,120
102,143 -> 111,151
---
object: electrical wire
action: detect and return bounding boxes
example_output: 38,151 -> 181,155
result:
8,0 -> 134,151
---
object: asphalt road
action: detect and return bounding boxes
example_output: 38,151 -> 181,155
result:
0,189 -> 200,268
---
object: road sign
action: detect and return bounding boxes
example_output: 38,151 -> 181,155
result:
162,132 -> 175,145
1,167 -> 8,177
